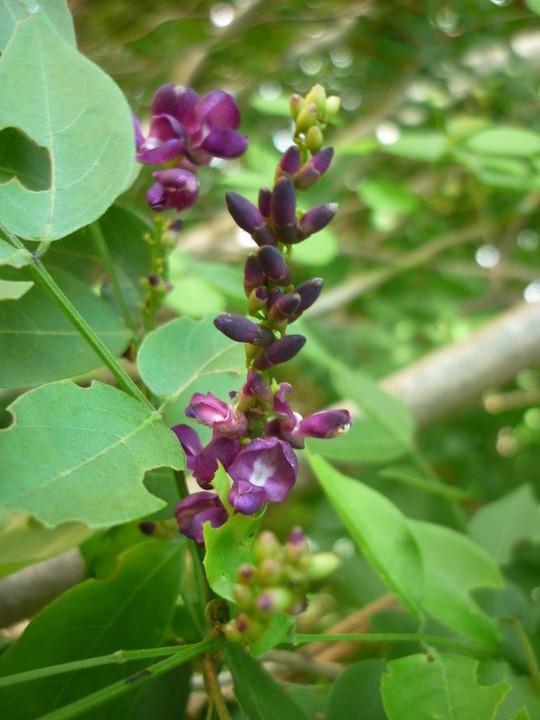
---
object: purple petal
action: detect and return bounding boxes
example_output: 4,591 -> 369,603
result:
175,491 -> 227,544
298,409 -> 352,439
201,127 -> 248,158
193,436 -> 241,488
214,313 -> 274,346
152,84 -> 199,127
148,169 -> 200,212
137,138 -> 185,165
133,113 -> 144,150
229,479 -> 267,515
197,90 -> 241,129
171,424 -> 202,470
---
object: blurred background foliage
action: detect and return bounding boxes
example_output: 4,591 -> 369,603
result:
68,0 -> 540,619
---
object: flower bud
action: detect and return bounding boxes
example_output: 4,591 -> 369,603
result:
258,187 -> 272,218
306,551 -> 342,581
298,409 -> 352,438
257,245 -> 292,286
295,203 -> 337,241
258,557 -> 284,586
290,94 -> 305,120
252,334 -> 306,370
214,314 -> 274,346
294,147 -> 334,190
241,370 -> 274,408
268,292 -> 301,322
148,169 -> 200,213
325,95 -> 341,116
226,192 -> 276,246
257,588 -> 294,614
295,102 -> 318,133
295,278 -> 324,313
244,253 -> 265,295
305,84 -> 327,114
253,530 -> 282,562
233,584 -> 255,612
248,286 -> 269,315
277,146 -> 301,177
271,177 -> 297,243
306,125 -> 324,154
237,563 -> 258,584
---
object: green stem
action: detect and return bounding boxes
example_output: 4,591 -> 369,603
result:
90,221 -> 137,337
512,618 -> 540,694
33,638 -> 220,720
293,632 -> 496,658
203,653 -> 233,720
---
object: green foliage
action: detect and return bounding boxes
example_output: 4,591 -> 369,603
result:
0,381 -> 183,526
0,7 -> 135,241
0,239 -> 31,268
326,659 -> 387,720
381,651 -> 510,720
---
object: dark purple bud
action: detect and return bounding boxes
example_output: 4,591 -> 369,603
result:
244,253 -> 266,295
288,526 -> 306,546
214,313 -> 274,346
258,187 -> 272,218
268,292 -> 301,322
171,424 -> 203,471
298,409 -> 352,439
257,245 -> 291,286
175,491 -> 228,545
294,147 -> 334,190
295,203 -> 338,241
147,169 -> 200,213
295,278 -> 324,312
271,177 -> 297,243
248,286 -> 268,315
226,192 -> 276,246
278,146 -> 301,176
241,370 -> 274,408
266,287 -> 282,312
252,334 -> 306,370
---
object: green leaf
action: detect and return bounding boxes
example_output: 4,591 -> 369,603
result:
204,509 -> 261,601
309,454 -> 423,618
0,238 -> 31,268
0,10 -> 136,241
359,179 -> 420,216
326,659 -> 388,720
0,509 -> 92,578
0,0 -> 75,50
0,380 -> 183,527
223,644 -> 304,720
0,279 -> 33,301
462,127 -> 540,157
409,520 -> 503,645
138,316 -> 246,401
381,651 -> 510,720
0,540 -> 185,719
290,227 -> 339,267
527,0 -> 540,16
306,419 -> 410,464
0,268 -> 131,387
468,485 -> 540,565
486,663 -> 540,720
382,132 -> 449,161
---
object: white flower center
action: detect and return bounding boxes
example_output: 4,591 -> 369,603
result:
250,457 -> 274,487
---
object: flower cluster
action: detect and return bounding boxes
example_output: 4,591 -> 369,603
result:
173,84 -> 351,544
134,84 -> 248,212
222,528 -> 340,644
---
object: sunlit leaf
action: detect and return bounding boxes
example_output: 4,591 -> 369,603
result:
0,0 -> 75,50
309,454 -> 423,618
462,127 -> 540,157
0,381 -> 183,527
381,651 -> 510,720
0,239 -> 31,268
0,10 -> 136,241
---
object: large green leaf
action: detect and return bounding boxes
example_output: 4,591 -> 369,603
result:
381,651 -> 510,720
309,454 -> 423,618
0,0 -> 75,50
223,644 -> 304,720
0,540 -> 185,720
468,485 -> 540,565
138,316 -> 246,401
0,381 -> 184,527
409,520 -> 503,645
326,659 -> 387,720
0,238 -> 31,268
462,127 -> 540,157
0,9 -> 136,241
0,268 -> 131,387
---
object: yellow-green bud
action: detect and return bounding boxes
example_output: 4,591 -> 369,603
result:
290,94 -> 305,120
258,557 -> 283,586
233,584 -> 255,612
254,530 -> 282,562
325,95 -> 341,116
306,125 -> 324,154
295,103 -> 319,133
306,552 -> 341,581
257,587 -> 294,614
305,84 -> 327,114
237,563 -> 258,585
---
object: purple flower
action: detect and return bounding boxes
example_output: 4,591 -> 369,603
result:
228,437 -> 298,514
147,169 -> 200,212
192,436 -> 241,488
298,409 -> 352,439
175,491 -> 228,544
136,84 -> 248,167
172,424 -> 202,471
185,392 -> 248,437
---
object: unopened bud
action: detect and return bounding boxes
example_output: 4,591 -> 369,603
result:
325,95 -> 341,116
294,147 -> 334,190
295,278 -> 323,313
258,187 -> 272,218
257,587 -> 294,614
226,192 -> 276,247
290,94 -> 305,120
268,292 -> 301,322
214,314 -> 274,346
252,334 -> 306,370
305,84 -> 327,114
233,584 -> 255,611
295,103 -> 318,133
237,563 -> 258,584
295,203 -> 338,241
258,557 -> 284,586
271,177 -> 297,243
306,125 -> 324,154
248,286 -> 269,315
244,253 -> 265,295
278,146 -> 301,178
254,530 -> 281,562
257,245 -> 292,286
307,551 -> 342,581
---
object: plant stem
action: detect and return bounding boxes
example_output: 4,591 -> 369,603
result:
203,653 -> 233,720
34,638 -> 220,720
90,221 -> 138,337
512,618 -> 540,694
